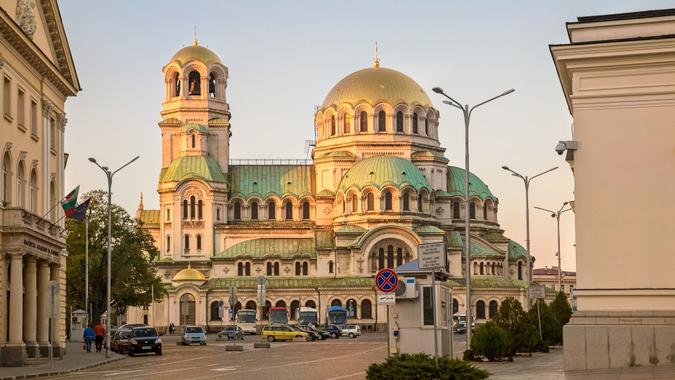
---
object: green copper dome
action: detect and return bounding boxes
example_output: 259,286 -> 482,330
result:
338,156 -> 431,192
445,166 -> 497,201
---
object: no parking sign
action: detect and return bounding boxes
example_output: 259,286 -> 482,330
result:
375,268 -> 398,293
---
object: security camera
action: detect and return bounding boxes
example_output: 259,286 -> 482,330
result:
555,140 -> 578,156
555,142 -> 567,155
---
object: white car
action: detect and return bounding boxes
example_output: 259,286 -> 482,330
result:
340,324 -> 361,338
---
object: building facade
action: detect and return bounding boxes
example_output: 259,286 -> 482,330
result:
532,266 -> 576,306
0,0 -> 80,366
551,8 -> 675,371
130,40 -> 530,331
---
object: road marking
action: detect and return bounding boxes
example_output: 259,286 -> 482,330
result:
102,370 -> 144,377
325,372 -> 366,380
212,366 -> 238,372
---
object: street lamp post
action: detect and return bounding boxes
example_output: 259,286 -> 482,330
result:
88,155 -> 140,358
432,86 -> 514,349
501,166 -> 558,306
534,202 -> 572,292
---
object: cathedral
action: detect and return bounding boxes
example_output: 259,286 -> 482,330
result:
128,38 -> 530,331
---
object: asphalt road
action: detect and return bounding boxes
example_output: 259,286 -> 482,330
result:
46,333 -> 393,380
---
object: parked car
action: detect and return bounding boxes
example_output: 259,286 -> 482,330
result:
454,322 -> 467,334
319,324 -> 341,339
119,323 -> 147,331
305,325 -> 330,340
262,325 -> 309,342
111,329 -> 131,354
340,324 -> 361,338
292,326 -> 321,341
217,325 -> 244,341
181,325 -> 207,345
128,327 -> 162,356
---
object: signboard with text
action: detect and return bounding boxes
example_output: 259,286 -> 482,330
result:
418,242 -> 447,270
377,293 -> 395,305
530,284 -> 545,299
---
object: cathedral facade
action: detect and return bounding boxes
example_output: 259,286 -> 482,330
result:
129,40 -> 529,331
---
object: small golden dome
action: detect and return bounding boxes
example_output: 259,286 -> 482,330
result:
171,44 -> 221,66
322,67 -> 432,109
172,267 -> 207,282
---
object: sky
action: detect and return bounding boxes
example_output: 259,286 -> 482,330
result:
59,0 -> 674,272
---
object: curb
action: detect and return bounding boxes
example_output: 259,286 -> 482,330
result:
0,355 -> 126,380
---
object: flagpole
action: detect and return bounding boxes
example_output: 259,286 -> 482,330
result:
85,214 -> 89,325
42,185 -> 79,220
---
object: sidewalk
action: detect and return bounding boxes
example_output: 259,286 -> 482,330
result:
0,342 -> 125,380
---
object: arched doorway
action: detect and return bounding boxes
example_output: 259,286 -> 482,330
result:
476,300 -> 486,320
143,314 -> 149,325
346,299 -> 357,318
305,300 -> 316,308
452,298 -> 459,314
245,300 -> 256,311
275,300 -> 286,308
361,299 -> 372,319
489,300 -> 498,319
179,293 -> 196,325
210,301 -> 221,321
263,301 -> 271,320
331,299 -> 342,307
290,300 -> 300,320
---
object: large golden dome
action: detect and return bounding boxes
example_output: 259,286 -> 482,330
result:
172,267 -> 207,282
171,42 -> 221,66
322,66 -> 432,108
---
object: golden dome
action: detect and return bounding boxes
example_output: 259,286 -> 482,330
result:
322,67 -> 432,109
172,267 -> 207,282
171,43 -> 221,66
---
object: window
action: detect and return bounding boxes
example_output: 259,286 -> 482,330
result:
396,248 -> 403,267
383,190 -> 392,211
29,169 -> 37,213
346,299 -> 357,318
233,201 -> 241,220
290,300 -> 300,320
190,196 -> 196,219
453,299 -> 459,314
361,299 -> 372,319
328,260 -> 334,274
3,77 -> 10,117
425,117 -> 429,135
166,208 -> 170,221
2,152 -> 11,204
251,202 -> 258,220
351,195 -> 357,213
216,207 -> 221,221
210,301 -> 221,321
360,111 -> 368,132
402,193 -> 410,211
453,201 -> 460,218
395,111 -> 403,132
16,161 -> 24,208
49,117 -> 56,151
188,71 -> 201,95
266,262 -> 273,276
476,300 -> 486,319
412,113 -> 418,134
331,116 -> 336,136
238,262 -> 244,276
274,262 -> 280,276
268,201 -> 276,219
343,114 -> 350,133
184,235 -> 190,251
245,262 -> 251,276
284,201 -> 292,220
469,202 -> 476,219
377,110 -> 386,132
417,194 -> 423,212
166,236 -> 170,252
366,193 -> 374,211
387,245 -> 394,269
480,262 -> 484,275
196,235 -> 202,250
17,89 -> 25,129
30,100 -> 37,137
209,73 -> 216,98
517,261 -> 523,280
483,204 -> 488,220
198,200 -> 203,219
302,201 -> 310,220
49,180 -> 55,222
295,262 -> 301,276
302,262 -> 308,275
191,134 -> 196,148
378,248 -> 385,270
183,199 -> 188,219
423,287 -> 434,326
172,72 -> 180,97
331,299 -> 342,307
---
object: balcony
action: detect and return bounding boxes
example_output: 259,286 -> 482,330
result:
0,207 -> 64,258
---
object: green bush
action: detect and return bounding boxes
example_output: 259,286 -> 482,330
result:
528,300 -> 562,346
493,297 -> 533,355
366,353 -> 489,380
550,292 -> 573,326
470,322 -> 510,361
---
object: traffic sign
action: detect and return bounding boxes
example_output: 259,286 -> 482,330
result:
418,242 -> 447,270
530,284 -> 545,300
377,293 -> 395,305
375,268 -> 398,293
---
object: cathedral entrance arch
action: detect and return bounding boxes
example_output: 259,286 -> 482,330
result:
179,293 -> 196,326
357,225 -> 422,273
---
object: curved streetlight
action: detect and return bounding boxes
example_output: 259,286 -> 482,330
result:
88,155 -> 139,358
433,86 -> 514,349
534,202 -> 572,292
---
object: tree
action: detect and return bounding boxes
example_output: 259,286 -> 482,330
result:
550,291 -> 573,326
470,322 -> 510,361
493,297 -> 538,355
528,299 -> 562,346
66,190 -> 165,324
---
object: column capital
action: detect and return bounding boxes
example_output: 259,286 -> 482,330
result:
24,255 -> 36,264
7,250 -> 24,259
37,259 -> 50,268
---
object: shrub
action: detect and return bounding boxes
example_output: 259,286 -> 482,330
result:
366,353 -> 489,380
550,292 -> 573,326
470,322 -> 510,361
493,297 -> 532,355
528,300 -> 562,346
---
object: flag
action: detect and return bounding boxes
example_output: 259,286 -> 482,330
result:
69,198 -> 91,221
60,186 -> 80,217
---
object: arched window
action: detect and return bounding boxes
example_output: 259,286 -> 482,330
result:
395,111 -> 403,132
469,202 -> 476,219
366,192 -> 374,211
166,236 -> 171,252
402,193 -> 410,211
284,201 -> 293,220
361,299 -> 372,319
387,245 -> 394,268
425,117 -> 429,135
238,262 -> 244,276
452,298 -> 459,314
295,262 -> 301,276
476,300 -> 486,319
268,201 -> 276,220
491,263 -> 495,275
331,116 -> 336,136
518,261 -> 523,280
266,262 -> 273,276
302,262 -> 308,275
331,299 -> 342,307
412,113 -> 418,134
233,201 -> 241,220
251,202 -> 258,220
216,207 -> 221,221
417,194 -> 423,212
209,73 -> 217,98
290,300 -> 300,320
190,196 -> 196,219
183,199 -> 188,219
483,203 -> 488,220
29,168 -> 37,213
166,208 -> 171,221
196,235 -> 202,250
172,72 -> 180,97
480,262 -> 484,275
16,161 -> 24,208
378,248 -> 385,270
245,262 -> 251,276
452,201 -> 460,219
377,110 -> 386,132
396,248 -> 403,267
489,300 -> 498,319
188,71 -> 201,95
343,114 -> 350,134
305,300 -> 316,308
328,260 -> 334,274
246,300 -> 256,310
346,299 -> 357,318
197,200 -> 203,219
274,262 -> 280,276
383,190 -> 392,211
210,301 -> 221,321
191,134 -> 196,148
360,111 -> 368,132
302,201 -> 310,220
351,194 -> 358,213
184,235 -> 190,251
2,152 -> 10,204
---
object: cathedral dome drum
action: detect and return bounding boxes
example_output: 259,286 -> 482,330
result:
338,156 -> 431,192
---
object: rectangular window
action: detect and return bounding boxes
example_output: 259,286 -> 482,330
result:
50,117 -> 56,151
30,100 -> 38,137
3,77 -> 11,118
17,88 -> 25,129
422,286 -> 434,326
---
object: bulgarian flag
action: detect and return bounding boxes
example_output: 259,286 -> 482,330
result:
60,186 -> 79,217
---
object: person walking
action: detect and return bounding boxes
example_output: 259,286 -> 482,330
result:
83,324 -> 95,353
94,322 -> 105,353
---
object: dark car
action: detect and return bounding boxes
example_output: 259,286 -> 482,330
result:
128,327 -> 162,356
111,329 -> 131,354
217,325 -> 244,341
292,326 -> 321,341
319,324 -> 341,339
306,325 -> 330,340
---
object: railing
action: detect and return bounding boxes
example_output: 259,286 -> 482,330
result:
229,158 -> 312,165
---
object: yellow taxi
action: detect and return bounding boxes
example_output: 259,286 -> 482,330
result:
261,325 -> 309,342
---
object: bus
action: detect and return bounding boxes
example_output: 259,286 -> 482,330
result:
297,307 -> 318,326
236,309 -> 257,335
326,306 -> 348,327
269,307 -> 289,325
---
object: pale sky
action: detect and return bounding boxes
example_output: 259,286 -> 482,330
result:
59,0 -> 675,272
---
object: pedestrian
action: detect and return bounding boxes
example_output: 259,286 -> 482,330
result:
83,324 -> 95,353
94,322 -> 105,353
169,322 -> 175,334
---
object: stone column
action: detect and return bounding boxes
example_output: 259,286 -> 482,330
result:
50,264 -> 64,358
2,252 -> 25,366
37,260 -> 50,357
23,256 -> 38,357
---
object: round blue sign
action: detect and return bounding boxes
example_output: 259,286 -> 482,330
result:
375,268 -> 398,293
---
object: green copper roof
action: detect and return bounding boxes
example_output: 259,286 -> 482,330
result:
207,276 -> 372,290
216,238 -> 316,259
447,276 -> 528,289
317,151 -> 356,159
315,231 -> 335,249
414,225 -> 445,234
335,225 -> 368,234
444,166 -> 497,201
338,156 -> 431,192
446,231 -> 504,258
182,123 -> 208,133
160,155 -> 226,183
138,210 -> 159,226
508,240 -> 528,261
229,165 -> 313,198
